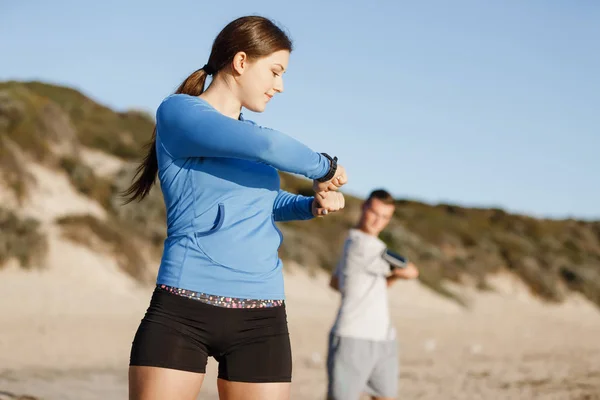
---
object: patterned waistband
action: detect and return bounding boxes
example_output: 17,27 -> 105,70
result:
157,284 -> 284,308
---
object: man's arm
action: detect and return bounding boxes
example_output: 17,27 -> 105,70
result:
386,262 -> 419,287
329,234 -> 395,293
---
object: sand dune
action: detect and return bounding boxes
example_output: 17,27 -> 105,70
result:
19,164 -> 107,224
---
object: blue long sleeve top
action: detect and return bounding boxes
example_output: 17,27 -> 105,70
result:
154,94 -> 330,299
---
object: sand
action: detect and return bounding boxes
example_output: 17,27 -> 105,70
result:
1,243 -> 599,400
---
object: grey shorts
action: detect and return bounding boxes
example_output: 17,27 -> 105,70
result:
327,332 -> 398,400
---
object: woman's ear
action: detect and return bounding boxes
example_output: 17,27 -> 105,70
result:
232,51 -> 248,75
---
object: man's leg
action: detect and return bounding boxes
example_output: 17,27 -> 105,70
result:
365,339 -> 399,400
326,333 -> 376,400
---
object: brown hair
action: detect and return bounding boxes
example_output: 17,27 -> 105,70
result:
366,189 -> 395,205
122,16 -> 293,203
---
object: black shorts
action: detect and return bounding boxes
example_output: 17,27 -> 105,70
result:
129,287 -> 292,383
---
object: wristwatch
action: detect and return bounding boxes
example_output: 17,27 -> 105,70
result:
316,153 -> 338,182
382,249 -> 408,269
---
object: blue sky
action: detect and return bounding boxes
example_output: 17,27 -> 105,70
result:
1,1 -> 598,219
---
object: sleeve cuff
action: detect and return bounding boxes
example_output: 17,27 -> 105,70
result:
305,196 -> 315,218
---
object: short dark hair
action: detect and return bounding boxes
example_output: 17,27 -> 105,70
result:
366,189 -> 395,205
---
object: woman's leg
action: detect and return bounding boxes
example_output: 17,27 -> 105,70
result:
217,380 -> 290,400
129,288 -> 210,400
214,305 -> 292,400
129,366 -> 205,400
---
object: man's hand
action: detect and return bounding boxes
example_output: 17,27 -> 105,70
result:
312,190 -> 345,217
387,262 -> 419,287
313,165 -> 347,193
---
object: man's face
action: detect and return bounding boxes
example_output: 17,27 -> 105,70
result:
359,198 -> 395,236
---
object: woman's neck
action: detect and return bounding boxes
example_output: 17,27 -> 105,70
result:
199,77 -> 243,120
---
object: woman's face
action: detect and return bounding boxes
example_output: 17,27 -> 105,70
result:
235,49 -> 289,113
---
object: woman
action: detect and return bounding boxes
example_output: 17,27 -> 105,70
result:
124,15 -> 348,400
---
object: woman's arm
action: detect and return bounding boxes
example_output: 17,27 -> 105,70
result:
272,190 -> 315,222
273,188 -> 346,221
156,94 -> 330,180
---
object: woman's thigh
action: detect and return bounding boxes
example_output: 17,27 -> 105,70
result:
217,379 -> 290,400
129,366 -> 204,400
215,305 -> 292,399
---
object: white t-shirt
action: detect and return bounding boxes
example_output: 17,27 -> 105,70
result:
331,229 -> 395,341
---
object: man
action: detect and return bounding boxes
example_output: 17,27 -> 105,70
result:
327,189 -> 419,400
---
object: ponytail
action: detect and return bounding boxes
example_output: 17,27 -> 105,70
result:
122,68 -> 211,204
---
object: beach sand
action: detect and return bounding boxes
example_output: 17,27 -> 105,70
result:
1,235 -> 599,400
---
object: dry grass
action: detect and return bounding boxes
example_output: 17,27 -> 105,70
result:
56,214 -> 150,282
0,208 -> 47,269
60,156 -> 114,209
0,81 -> 154,160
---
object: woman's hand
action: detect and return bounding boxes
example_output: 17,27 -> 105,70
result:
312,190 -> 345,217
313,165 -> 347,193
